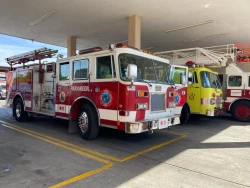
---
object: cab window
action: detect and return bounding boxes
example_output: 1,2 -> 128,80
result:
59,62 -> 70,81
228,76 -> 242,87
96,56 -> 114,79
172,67 -> 186,84
73,59 -> 89,79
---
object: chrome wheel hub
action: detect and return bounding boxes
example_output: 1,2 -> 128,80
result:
78,112 -> 88,133
16,103 -> 21,118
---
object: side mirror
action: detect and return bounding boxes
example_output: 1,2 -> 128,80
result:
188,72 -> 193,78
181,74 -> 186,85
51,74 -> 56,78
126,64 -> 137,80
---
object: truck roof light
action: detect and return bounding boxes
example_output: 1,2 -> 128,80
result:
116,43 -> 140,51
78,47 -> 103,55
186,61 -> 196,66
116,43 -> 127,48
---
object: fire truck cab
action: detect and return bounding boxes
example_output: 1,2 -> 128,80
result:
5,44 -> 181,139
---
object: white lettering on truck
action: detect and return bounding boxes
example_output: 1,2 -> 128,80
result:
71,86 -> 90,91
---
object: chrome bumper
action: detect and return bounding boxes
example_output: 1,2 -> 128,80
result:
206,108 -> 225,116
125,116 -> 180,134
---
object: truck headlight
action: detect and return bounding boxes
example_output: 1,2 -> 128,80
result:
210,98 -> 215,105
136,103 -> 148,110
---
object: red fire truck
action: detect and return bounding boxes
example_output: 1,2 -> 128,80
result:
5,44 -> 183,139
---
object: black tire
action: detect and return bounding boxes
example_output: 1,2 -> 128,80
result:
78,103 -> 99,140
13,98 -> 28,122
180,104 -> 190,124
231,101 -> 250,122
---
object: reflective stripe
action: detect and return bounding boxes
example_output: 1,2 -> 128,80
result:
200,98 -> 212,105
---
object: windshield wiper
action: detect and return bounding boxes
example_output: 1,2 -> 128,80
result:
138,78 -> 152,87
168,79 -> 175,85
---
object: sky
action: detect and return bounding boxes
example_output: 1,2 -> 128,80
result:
0,34 -> 67,66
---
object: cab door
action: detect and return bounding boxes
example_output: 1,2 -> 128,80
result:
244,74 -> 250,98
93,55 -> 118,127
56,61 -> 71,118
187,70 -> 201,113
171,65 -> 188,109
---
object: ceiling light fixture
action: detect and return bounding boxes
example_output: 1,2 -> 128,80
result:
164,20 -> 213,33
105,40 -> 128,46
143,46 -> 155,50
204,1 -> 213,8
183,33 -> 227,43
29,10 -> 56,27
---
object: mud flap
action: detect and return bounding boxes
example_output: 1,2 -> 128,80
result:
68,120 -> 79,134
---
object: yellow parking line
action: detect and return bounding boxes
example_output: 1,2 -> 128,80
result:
0,120 -> 187,187
1,123 -> 113,187
0,120 -> 120,162
0,120 -> 187,163
49,162 -> 113,188
120,134 -> 187,162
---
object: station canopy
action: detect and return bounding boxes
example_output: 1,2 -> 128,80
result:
0,0 -> 250,52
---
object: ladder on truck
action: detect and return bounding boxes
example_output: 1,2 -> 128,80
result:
6,48 -> 58,70
156,44 -> 235,67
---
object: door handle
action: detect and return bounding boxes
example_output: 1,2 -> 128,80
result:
195,87 -> 199,88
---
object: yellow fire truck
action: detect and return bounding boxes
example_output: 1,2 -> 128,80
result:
156,48 -> 224,123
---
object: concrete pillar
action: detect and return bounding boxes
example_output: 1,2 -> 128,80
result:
128,15 -> 141,49
67,36 -> 76,57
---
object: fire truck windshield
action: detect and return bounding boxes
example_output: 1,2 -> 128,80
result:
200,71 -> 222,89
119,53 -> 171,84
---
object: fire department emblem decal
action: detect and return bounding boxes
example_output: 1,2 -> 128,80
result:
100,89 -> 112,107
175,92 -> 181,105
189,93 -> 195,100
59,91 -> 66,102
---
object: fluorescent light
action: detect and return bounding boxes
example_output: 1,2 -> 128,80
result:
117,40 -> 128,43
29,10 -> 56,26
165,20 -> 213,33
105,40 -> 128,46
143,46 -> 155,50
183,33 -> 227,43
204,1 -> 213,8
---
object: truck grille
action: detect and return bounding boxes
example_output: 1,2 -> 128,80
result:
150,93 -> 165,112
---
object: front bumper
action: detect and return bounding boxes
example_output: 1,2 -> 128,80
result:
206,108 -> 225,116
125,116 -> 180,134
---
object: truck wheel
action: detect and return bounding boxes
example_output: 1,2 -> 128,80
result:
13,98 -> 28,122
78,103 -> 99,140
180,104 -> 190,124
231,101 -> 250,122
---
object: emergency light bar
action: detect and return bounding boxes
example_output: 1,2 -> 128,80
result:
78,47 -> 103,55
6,47 -> 58,66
